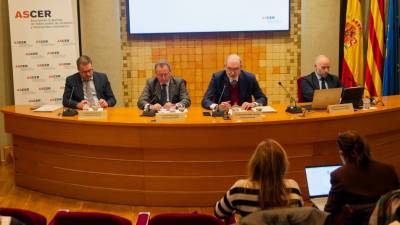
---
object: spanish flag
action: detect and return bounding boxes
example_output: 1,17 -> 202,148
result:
365,0 -> 385,96
341,0 -> 364,88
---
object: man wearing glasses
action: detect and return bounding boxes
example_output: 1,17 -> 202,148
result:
202,54 -> 267,110
62,55 -> 116,109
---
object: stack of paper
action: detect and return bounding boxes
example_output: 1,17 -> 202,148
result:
32,105 -> 63,112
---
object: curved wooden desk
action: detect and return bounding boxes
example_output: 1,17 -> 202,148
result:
2,96 -> 400,206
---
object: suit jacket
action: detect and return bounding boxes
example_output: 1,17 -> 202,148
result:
137,76 -> 191,109
201,70 -> 267,109
62,72 -> 116,108
301,72 -> 342,102
325,160 -> 399,215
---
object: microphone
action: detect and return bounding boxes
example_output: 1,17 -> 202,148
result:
144,104 -> 151,112
212,82 -> 228,117
62,85 -> 78,116
278,81 -> 302,114
370,97 -> 385,106
217,83 -> 227,105
141,96 -> 157,117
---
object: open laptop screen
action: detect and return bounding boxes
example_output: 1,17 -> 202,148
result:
311,88 -> 343,109
341,86 -> 364,108
302,88 -> 343,110
305,165 -> 341,198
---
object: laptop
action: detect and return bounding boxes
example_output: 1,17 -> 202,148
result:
303,88 -> 343,110
305,165 -> 341,210
341,86 -> 364,109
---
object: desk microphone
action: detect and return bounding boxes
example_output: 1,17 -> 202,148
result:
212,82 -> 227,117
370,97 -> 385,106
62,86 -> 78,116
141,97 -> 157,117
278,81 -> 302,114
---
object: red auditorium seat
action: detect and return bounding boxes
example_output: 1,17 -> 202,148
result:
48,210 -> 132,225
0,208 -> 47,225
297,76 -> 305,103
135,212 -> 231,225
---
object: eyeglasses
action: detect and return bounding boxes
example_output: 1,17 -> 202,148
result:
80,68 -> 93,74
226,67 -> 240,72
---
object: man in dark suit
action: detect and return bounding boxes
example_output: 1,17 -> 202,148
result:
137,60 -> 190,111
62,55 -> 116,109
301,55 -> 342,102
202,54 -> 267,110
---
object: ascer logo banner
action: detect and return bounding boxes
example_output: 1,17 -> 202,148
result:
16,87 -> 35,95
15,64 -> 33,71
26,75 -> 40,80
15,10 -> 51,19
28,98 -> 41,103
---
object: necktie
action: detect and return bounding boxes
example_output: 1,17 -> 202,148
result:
231,80 -> 237,88
160,84 -> 167,105
320,77 -> 327,89
85,80 -> 95,105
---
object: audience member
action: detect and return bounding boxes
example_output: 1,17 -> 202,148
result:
325,130 -> 399,221
214,139 -> 303,219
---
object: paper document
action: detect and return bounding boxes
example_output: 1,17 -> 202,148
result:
32,104 -> 63,112
157,108 -> 188,113
252,106 -> 277,113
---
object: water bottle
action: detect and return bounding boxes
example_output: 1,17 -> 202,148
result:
363,98 -> 370,109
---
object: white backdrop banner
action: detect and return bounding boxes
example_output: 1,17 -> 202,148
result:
8,0 -> 80,105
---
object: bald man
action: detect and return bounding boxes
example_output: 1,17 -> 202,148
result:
301,55 -> 342,102
202,54 -> 267,110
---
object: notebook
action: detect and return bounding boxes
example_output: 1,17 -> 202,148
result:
305,165 -> 341,210
303,88 -> 343,110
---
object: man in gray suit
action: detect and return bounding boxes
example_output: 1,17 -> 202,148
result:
301,55 -> 342,102
137,60 -> 191,111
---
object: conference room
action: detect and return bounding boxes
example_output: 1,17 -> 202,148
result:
1,0 -> 399,225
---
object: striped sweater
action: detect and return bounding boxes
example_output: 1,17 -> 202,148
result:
214,179 -> 304,218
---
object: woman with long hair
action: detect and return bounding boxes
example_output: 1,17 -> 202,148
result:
214,139 -> 303,219
325,130 -> 399,219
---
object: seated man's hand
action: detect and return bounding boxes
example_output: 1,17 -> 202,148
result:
163,102 -> 175,110
76,100 -> 89,109
219,101 -> 231,110
241,102 -> 255,110
99,99 -> 108,108
150,103 -> 162,111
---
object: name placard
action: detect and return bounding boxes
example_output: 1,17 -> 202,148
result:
231,111 -> 262,121
327,103 -> 354,114
156,112 -> 187,122
78,110 -> 108,120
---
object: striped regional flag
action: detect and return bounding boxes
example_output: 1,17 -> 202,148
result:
341,0 -> 364,88
365,0 -> 385,96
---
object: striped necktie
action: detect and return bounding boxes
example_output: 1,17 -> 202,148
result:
231,80 -> 238,87
85,80 -> 95,104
